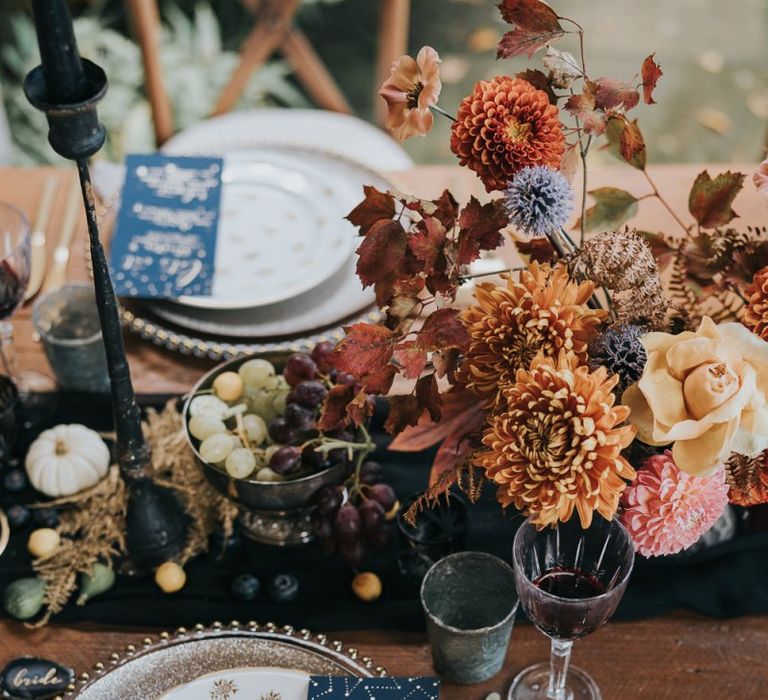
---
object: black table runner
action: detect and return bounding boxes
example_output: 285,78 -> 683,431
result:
1,393 -> 768,630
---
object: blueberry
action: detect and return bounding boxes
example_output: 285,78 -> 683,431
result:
33,508 -> 60,528
231,573 -> 261,601
6,504 -> 31,529
3,469 -> 27,493
268,573 -> 299,603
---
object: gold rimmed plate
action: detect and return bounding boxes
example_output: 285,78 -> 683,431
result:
66,622 -> 385,699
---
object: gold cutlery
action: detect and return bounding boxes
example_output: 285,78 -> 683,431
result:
23,174 -> 59,302
42,177 -> 82,293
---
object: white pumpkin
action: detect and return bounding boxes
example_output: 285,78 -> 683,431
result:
25,424 -> 111,497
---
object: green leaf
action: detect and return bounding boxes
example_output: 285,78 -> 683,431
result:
688,170 -> 745,228
575,188 -> 638,233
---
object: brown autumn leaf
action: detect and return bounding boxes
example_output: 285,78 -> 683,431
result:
409,217 -> 447,273
516,68 -> 558,105
428,403 -> 486,486
318,384 -> 355,431
384,394 -> 423,434
497,27 -> 564,59
542,46 -> 581,89
559,142 -> 580,182
355,219 -> 407,287
393,340 -> 428,380
346,185 -> 395,235
347,388 -> 375,426
389,388 -> 481,452
363,364 -> 397,395
564,82 -> 606,135
619,119 -> 646,170
332,323 -> 397,378
418,308 -> 471,352
688,170 -> 745,228
431,189 -> 460,229
415,373 -> 442,423
456,197 -> 508,265
641,54 -> 663,105
498,0 -> 562,32
594,77 -> 640,112
515,236 -> 557,263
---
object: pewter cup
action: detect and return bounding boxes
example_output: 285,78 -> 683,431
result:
32,284 -> 110,393
420,551 -> 518,684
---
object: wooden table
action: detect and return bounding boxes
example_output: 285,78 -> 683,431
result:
3,162 -> 768,698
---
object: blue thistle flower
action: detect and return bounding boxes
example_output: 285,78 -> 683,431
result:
589,324 -> 647,396
504,166 -> 573,237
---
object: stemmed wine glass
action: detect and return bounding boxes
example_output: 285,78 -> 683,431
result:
0,202 -> 31,380
509,515 -> 635,700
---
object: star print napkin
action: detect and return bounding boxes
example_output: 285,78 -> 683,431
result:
110,154 -> 223,299
308,676 -> 440,699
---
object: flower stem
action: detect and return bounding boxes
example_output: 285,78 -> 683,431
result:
459,267 -> 524,281
430,104 -> 457,122
578,135 -> 592,247
642,169 -> 690,235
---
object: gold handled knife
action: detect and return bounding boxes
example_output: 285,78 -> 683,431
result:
23,175 -> 59,301
42,178 -> 82,293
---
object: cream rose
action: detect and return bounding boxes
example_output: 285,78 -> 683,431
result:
623,317 -> 768,475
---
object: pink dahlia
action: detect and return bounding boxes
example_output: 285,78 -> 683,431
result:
620,451 -> 729,557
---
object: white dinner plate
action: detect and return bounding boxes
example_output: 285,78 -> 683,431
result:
162,108 -> 413,171
161,667 -> 309,700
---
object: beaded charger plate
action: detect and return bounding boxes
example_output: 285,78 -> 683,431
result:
65,622 -> 385,700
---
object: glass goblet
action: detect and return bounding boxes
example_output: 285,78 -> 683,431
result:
509,515 -> 634,700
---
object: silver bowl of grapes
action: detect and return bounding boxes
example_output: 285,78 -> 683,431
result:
183,348 -> 371,547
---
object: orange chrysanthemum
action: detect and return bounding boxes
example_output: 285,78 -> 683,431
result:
460,262 -> 606,406
725,450 -> 768,506
450,76 -> 566,193
473,351 -> 637,528
743,265 -> 768,340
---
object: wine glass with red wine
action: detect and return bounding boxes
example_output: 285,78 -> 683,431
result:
0,203 -> 31,379
509,515 -> 634,700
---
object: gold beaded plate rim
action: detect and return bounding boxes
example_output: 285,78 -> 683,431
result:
64,621 -> 387,699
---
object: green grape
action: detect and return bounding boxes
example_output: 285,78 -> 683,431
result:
242,414 -> 268,444
272,392 -> 288,416
238,359 -> 276,388
189,395 -> 229,420
249,391 -> 277,423
199,433 -> 236,464
262,375 -> 280,392
275,375 -> 290,391
188,415 -> 227,441
225,448 -> 257,479
255,466 -> 284,482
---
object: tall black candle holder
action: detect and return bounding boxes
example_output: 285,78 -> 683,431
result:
24,0 -> 188,572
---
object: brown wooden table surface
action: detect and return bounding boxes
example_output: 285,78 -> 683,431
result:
3,162 -> 768,698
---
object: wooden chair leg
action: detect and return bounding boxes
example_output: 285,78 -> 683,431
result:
375,0 -> 411,126
213,0 -> 300,116
125,0 -> 175,146
280,28 -> 353,114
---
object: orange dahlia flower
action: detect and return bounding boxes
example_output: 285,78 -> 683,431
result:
379,46 -> 442,141
743,265 -> 768,340
450,76 -> 566,192
474,351 -> 636,528
460,262 -> 606,405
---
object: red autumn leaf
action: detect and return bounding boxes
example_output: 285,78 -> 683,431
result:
641,54 -> 663,105
432,347 -> 461,379
564,83 -> 606,136
393,340 -> 428,380
498,0 -> 562,32
333,323 -> 397,378
637,231 -> 676,271
497,26 -> 564,60
355,219 -> 407,287
619,119 -> 646,170
363,364 -> 397,395
346,186 -> 395,235
593,77 -> 639,112
515,236 -> 557,263
516,68 -> 558,105
428,404 -> 486,486
389,388 -> 481,452
456,197 -> 508,265
418,308 -> 471,352
318,384 -> 355,431
409,217 -> 447,273
384,394 -> 423,434
347,388 -> 375,426
416,373 -> 442,423
431,190 -> 460,229
688,170 -> 745,228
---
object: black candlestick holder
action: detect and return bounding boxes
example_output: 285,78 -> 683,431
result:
24,0 -> 188,572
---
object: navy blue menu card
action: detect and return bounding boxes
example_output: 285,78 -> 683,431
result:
109,154 -> 223,299
308,676 -> 440,699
